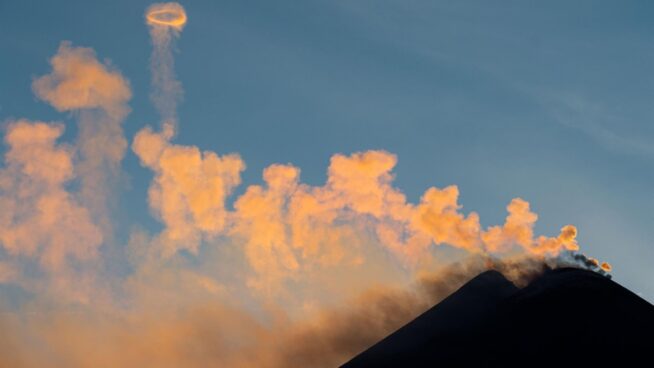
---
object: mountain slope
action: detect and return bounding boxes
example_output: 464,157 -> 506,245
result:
341,267 -> 654,367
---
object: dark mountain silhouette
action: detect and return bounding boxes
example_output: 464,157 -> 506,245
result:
341,267 -> 654,367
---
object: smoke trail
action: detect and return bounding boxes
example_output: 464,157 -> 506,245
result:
33,42 -> 131,247
145,2 -> 187,132
0,42 -> 132,303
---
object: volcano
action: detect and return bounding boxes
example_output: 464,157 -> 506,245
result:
341,267 -> 654,367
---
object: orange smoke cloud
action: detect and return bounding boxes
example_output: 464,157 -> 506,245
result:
0,258 -> 477,368
0,41 -> 132,304
410,185 -> 481,252
134,143 -> 590,292
32,42 -> 132,248
0,121 -> 103,302
132,126 -> 245,256
0,257 -> 556,368
327,151 -> 409,219
33,42 -> 131,119
231,164 -> 302,292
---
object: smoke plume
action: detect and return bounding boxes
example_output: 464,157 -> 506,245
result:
32,42 -> 131,247
0,120 -> 103,302
0,2 -> 613,367
0,257 -> 527,368
132,126 -> 245,256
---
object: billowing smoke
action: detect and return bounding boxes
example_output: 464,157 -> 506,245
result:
0,120 -> 102,302
0,42 -> 131,303
132,126 -> 245,256
0,257 -> 533,368
134,142 -> 589,292
0,2 -> 613,367
33,42 -> 131,246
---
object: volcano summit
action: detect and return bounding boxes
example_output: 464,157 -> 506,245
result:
342,267 -> 654,367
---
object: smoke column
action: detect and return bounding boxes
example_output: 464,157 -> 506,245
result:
32,42 -> 132,249
145,2 -> 187,134
0,42 -> 132,302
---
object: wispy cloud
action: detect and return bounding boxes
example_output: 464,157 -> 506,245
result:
543,91 -> 654,157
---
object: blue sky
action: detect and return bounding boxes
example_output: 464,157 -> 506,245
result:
1,0 -> 652,301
